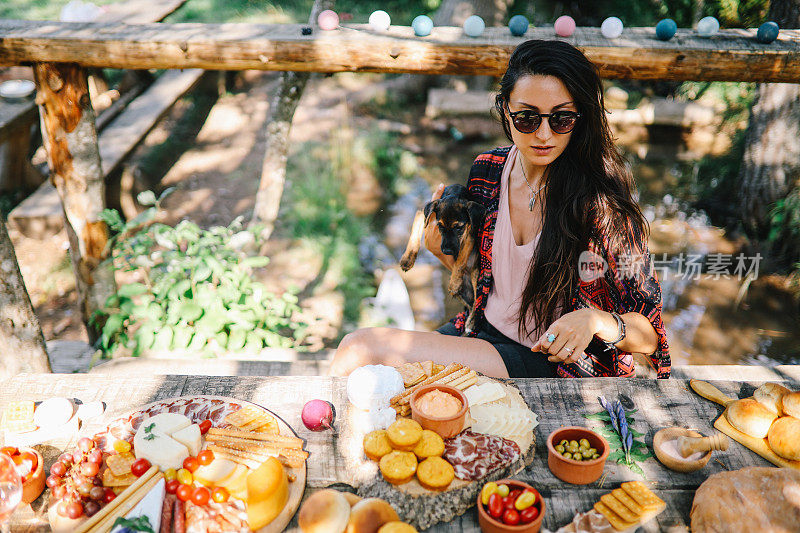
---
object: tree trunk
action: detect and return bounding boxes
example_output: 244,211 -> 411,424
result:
0,218 -> 50,377
737,0 -> 800,257
251,0 -> 335,237
33,62 -> 116,342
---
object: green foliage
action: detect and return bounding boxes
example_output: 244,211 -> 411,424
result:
91,189 -> 306,358
584,407 -> 653,478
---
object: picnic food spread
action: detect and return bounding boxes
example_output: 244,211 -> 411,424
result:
3,371 -> 800,532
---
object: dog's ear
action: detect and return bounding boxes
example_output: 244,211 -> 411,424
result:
423,199 -> 439,222
466,201 -> 486,228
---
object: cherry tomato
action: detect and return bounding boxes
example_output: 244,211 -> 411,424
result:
0,446 -> 18,457
520,505 -> 540,524
131,458 -> 151,477
198,420 -> 212,435
191,486 -> 210,506
496,483 -> 510,497
197,450 -> 214,466
183,457 -> 199,473
177,468 -> 193,485
164,468 -> 177,482
502,495 -> 516,511
165,479 -> 180,495
176,484 -> 193,502
502,509 -> 520,526
508,489 -> 523,502
113,440 -> 132,454
104,488 -> 117,503
514,490 -> 536,511
487,493 -> 503,519
481,482 -> 498,506
211,487 -> 229,503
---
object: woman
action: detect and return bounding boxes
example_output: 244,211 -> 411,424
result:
330,40 -> 670,379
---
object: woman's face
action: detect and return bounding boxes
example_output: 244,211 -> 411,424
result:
505,74 -> 577,167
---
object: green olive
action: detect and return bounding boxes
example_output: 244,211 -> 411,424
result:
572,452 -> 583,461
579,445 -> 590,454
560,439 -> 568,447
588,447 -> 597,456
569,440 -> 579,448
555,444 -> 565,454
562,452 -> 572,460
567,444 -> 579,454
592,453 -> 600,460
579,438 -> 590,448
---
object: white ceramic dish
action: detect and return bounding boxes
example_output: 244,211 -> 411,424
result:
0,80 -> 35,99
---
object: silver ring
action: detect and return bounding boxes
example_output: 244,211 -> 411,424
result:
565,347 -> 573,354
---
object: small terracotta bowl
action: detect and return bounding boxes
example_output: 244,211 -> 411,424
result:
547,427 -> 609,485
20,447 -> 45,504
410,384 -> 468,439
477,479 -> 545,533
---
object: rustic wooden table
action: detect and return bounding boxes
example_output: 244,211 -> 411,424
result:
2,368 -> 798,532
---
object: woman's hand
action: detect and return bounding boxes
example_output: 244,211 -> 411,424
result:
423,183 -> 455,271
530,308 -> 600,364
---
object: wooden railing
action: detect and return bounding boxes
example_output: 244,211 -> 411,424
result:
1,21 -> 799,82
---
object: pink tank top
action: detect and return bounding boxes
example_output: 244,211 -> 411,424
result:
484,145 -> 546,347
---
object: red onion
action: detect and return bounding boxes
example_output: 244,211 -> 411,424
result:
302,400 -> 335,431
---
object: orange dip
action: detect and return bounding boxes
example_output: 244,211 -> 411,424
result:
417,390 -> 462,418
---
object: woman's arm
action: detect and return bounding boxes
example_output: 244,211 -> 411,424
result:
590,309 -> 658,355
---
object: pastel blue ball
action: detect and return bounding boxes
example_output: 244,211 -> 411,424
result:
463,15 -> 485,37
697,16 -> 719,36
655,19 -> 677,40
756,21 -> 779,44
412,15 -> 433,37
508,15 -> 529,36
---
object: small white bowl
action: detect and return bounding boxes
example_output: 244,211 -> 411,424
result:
0,80 -> 35,99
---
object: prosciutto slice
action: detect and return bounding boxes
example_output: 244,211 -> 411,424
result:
443,430 -> 520,480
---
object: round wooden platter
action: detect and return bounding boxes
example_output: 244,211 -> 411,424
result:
356,378 -> 537,531
102,395 -> 306,533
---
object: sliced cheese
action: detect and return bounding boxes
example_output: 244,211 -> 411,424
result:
194,458 -> 237,486
221,464 -> 250,496
133,413 -> 193,471
464,382 -> 506,407
172,424 -> 201,457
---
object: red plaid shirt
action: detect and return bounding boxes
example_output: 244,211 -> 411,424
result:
451,146 -> 671,378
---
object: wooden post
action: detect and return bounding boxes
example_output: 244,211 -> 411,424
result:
0,217 -> 50,377
33,62 -> 116,342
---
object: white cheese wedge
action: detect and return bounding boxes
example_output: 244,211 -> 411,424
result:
194,458 -> 237,486
464,382 -> 506,407
133,413 -> 193,471
172,424 -> 201,457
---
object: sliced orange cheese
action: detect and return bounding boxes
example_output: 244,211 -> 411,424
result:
220,464 -> 249,499
246,457 -> 288,529
193,458 -> 237,486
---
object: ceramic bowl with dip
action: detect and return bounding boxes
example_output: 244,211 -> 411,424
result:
546,427 -> 609,485
477,479 -> 545,533
410,384 -> 468,438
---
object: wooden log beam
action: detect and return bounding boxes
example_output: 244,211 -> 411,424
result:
33,62 -> 115,342
1,21 -> 799,82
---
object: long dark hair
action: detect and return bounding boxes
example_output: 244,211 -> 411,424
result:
493,40 -> 649,341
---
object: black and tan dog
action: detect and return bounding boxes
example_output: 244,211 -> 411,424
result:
400,184 -> 486,333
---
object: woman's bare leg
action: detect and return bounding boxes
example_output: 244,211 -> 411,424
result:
329,327 -> 509,378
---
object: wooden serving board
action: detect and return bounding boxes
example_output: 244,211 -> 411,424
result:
689,380 -> 800,471
357,378 -> 537,530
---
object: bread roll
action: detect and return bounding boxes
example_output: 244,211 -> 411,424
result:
767,416 -> 800,461
298,489 -> 351,533
343,492 -> 362,507
726,398 -> 777,439
346,498 -> 399,533
378,522 -> 418,533
754,383 -> 791,415
781,391 -> 800,419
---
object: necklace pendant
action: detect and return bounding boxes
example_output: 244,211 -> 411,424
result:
528,196 -> 535,211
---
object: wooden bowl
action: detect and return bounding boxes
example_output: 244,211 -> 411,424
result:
477,479 -> 545,533
653,427 -> 711,472
19,447 -> 45,504
546,427 -> 609,485
410,384 -> 467,439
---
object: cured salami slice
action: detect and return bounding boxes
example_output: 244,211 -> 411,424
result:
443,430 -> 521,480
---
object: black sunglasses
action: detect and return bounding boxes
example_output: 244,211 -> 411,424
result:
505,103 -> 581,134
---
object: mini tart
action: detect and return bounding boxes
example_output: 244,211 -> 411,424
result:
364,430 -> 394,462
378,522 -> 419,533
379,451 -> 418,485
416,456 -> 454,491
386,419 -> 423,452
412,429 -> 445,460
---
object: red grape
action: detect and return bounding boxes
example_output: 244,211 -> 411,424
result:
88,449 -> 103,464
72,450 -> 83,463
57,453 -> 73,466
92,476 -> 103,486
52,484 -> 67,500
89,486 -> 105,501
66,501 -> 84,519
77,438 -> 94,452
50,461 -> 66,477
56,501 -> 69,517
46,474 -> 62,488
81,462 -> 99,477
77,480 -> 93,497
84,501 -> 100,517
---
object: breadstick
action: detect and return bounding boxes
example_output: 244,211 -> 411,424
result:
89,473 -> 163,533
454,375 -> 478,390
449,371 -> 477,390
76,465 -> 159,533
207,437 -> 309,461
207,444 -> 307,469
391,363 -> 464,405
205,429 -> 304,449
210,448 -> 261,469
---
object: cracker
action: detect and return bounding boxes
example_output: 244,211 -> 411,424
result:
420,361 -> 434,377
224,406 -> 262,428
106,452 -> 135,476
239,412 -> 277,432
612,488 -> 644,516
593,501 -> 636,531
101,467 -> 137,487
253,416 -> 280,435
600,493 -> 640,524
397,363 -> 426,388
621,481 -> 665,512
1,401 -> 36,433
433,363 -> 445,374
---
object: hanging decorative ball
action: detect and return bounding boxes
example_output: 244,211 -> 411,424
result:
412,15 -> 434,37
508,14 -> 529,36
756,21 -> 779,44
655,18 -> 677,41
697,16 -> 719,37
600,17 -> 624,39
368,10 -> 391,32
463,15 -> 485,37
554,15 -> 576,37
301,26 -> 313,36
317,10 -> 339,31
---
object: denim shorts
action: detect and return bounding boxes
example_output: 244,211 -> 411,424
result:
436,317 -> 558,378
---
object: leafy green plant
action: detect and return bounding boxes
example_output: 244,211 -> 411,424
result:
91,189 -> 306,358
584,397 -> 653,477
